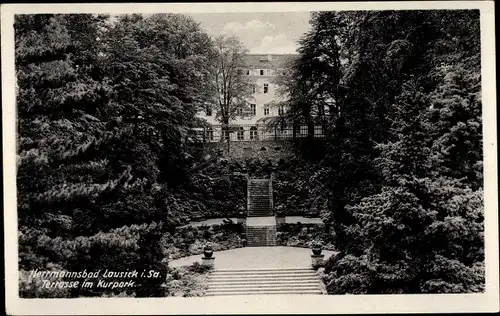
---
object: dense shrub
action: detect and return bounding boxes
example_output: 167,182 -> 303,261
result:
166,262 -> 212,297
185,158 -> 247,219
19,222 -> 168,298
161,220 -> 245,260
276,223 -> 336,250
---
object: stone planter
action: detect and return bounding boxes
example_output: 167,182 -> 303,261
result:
202,256 -> 215,267
311,254 -> 325,269
312,247 -> 322,256
203,246 -> 213,258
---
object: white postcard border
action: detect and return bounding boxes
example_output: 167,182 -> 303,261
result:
2,1 -> 498,314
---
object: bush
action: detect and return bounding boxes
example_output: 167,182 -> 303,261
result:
163,224 -> 245,260
276,223 -> 335,250
19,222 -> 167,298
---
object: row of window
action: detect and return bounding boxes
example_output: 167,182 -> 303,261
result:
205,126 -> 258,141
242,69 -> 273,76
252,83 -> 270,94
204,125 -> 323,141
206,104 -> 285,117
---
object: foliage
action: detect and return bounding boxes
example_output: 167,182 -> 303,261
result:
206,35 -> 255,129
16,13 -> 214,298
166,262 -> 212,297
161,223 -> 245,260
276,223 -> 335,250
290,10 -> 483,294
186,157 -> 247,218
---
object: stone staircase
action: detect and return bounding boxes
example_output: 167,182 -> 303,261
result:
247,179 -> 273,217
246,225 -> 276,247
246,177 -> 277,247
205,268 -> 323,296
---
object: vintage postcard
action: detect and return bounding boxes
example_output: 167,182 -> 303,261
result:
2,1 -> 498,315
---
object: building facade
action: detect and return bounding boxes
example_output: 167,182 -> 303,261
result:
196,54 -> 324,142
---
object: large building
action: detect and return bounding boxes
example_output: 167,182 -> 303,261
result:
197,54 -> 306,142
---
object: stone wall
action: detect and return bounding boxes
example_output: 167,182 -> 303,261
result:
205,140 -> 295,160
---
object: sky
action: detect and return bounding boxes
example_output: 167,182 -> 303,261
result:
187,12 -> 312,54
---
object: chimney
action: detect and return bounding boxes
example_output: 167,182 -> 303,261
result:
267,54 -> 272,61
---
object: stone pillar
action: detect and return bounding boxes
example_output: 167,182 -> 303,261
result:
202,257 -> 215,268
311,254 -> 325,269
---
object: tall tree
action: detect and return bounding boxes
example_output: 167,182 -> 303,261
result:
320,10 -> 483,294
16,13 -> 216,298
273,12 -> 344,139
207,35 -> 255,146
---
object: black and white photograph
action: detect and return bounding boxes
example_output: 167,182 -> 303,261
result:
2,1 -> 498,314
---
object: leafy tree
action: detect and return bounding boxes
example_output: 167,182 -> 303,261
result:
272,12 -> 344,139
318,10 -> 483,294
16,13 -> 216,298
206,35 -> 255,148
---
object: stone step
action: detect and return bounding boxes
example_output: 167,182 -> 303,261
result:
209,275 -> 318,281
213,268 -> 312,272
208,283 -> 320,290
205,288 -> 322,296
208,280 -> 319,286
210,273 -> 316,278
247,210 -> 273,214
205,291 -> 322,296
211,269 -> 316,275
249,196 -> 270,200
248,209 -> 272,213
206,273 -> 322,293
207,285 -> 320,292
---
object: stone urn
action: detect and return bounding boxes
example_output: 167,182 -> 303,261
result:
203,245 -> 213,258
312,243 -> 323,256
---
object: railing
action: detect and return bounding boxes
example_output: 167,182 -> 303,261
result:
190,124 -> 326,142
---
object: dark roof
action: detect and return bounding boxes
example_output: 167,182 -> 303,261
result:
244,54 -> 297,69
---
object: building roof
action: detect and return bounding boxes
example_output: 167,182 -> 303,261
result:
244,54 -> 297,69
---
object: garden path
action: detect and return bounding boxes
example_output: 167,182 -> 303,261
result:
168,246 -> 335,269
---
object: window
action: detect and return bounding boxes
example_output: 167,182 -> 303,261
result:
250,126 -> 258,140
263,83 -> 269,94
266,69 -> 272,76
250,104 -> 256,116
252,85 -> 256,93
206,106 -> 212,116
260,69 -> 264,76
264,107 -> 270,115
246,70 -> 250,75
206,128 -> 214,141
237,127 -> 244,140
237,107 -> 243,116
222,128 -> 230,141
278,105 -> 285,115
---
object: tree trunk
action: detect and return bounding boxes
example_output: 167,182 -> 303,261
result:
307,120 -> 314,140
